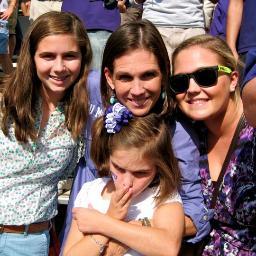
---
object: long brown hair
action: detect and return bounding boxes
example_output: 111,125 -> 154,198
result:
0,11 -> 92,142
91,113 -> 180,205
101,19 -> 174,117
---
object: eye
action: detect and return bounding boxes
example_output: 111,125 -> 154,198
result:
39,53 -> 55,60
112,162 -> 125,173
141,71 -> 158,81
117,74 -> 133,82
134,171 -> 147,177
64,53 -> 80,60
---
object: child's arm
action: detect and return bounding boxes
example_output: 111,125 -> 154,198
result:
63,218 -> 109,256
63,182 -> 132,256
71,202 -> 184,256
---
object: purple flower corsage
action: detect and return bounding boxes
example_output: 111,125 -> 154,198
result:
105,102 -> 133,133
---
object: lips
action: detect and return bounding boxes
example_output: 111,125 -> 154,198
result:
128,97 -> 149,107
49,75 -> 69,81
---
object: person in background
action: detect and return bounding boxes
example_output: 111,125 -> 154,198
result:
63,106 -> 184,256
127,0 -> 216,65
241,50 -> 256,127
171,34 -> 256,255
20,0 -> 30,16
209,0 -> 229,39
0,11 -> 92,255
0,0 -> 17,74
117,0 -> 142,24
61,0 -> 120,70
60,19 -> 211,254
226,0 -> 256,62
29,0 -> 62,22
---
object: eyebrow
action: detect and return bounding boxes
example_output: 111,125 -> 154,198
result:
111,160 -> 150,173
37,51 -> 81,56
115,69 -> 159,76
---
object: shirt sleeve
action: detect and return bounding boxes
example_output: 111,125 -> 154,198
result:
165,191 -> 183,204
171,118 -> 212,243
74,181 -> 91,207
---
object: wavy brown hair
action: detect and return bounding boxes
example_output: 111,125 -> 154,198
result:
101,19 -> 174,118
0,11 -> 92,142
91,113 -> 181,206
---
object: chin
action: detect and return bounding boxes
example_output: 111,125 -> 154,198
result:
130,107 -> 151,117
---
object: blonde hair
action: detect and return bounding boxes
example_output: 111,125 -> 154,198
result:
91,113 -> 180,205
172,34 -> 241,100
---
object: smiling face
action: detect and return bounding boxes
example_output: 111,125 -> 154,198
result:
173,46 -> 238,122
109,147 -> 157,198
34,34 -> 82,103
104,49 -> 162,116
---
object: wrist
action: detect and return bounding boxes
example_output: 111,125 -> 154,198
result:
90,235 -> 109,255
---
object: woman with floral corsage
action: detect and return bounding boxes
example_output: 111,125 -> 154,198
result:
63,103 -> 184,256
61,20 -> 211,254
170,34 -> 256,255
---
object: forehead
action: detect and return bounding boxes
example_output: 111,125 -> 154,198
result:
112,48 -> 160,73
36,34 -> 79,52
174,46 -> 220,73
111,147 -> 154,168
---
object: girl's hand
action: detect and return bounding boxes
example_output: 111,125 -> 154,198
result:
104,240 -> 128,256
103,220 -> 141,256
72,207 -> 104,234
107,185 -> 132,220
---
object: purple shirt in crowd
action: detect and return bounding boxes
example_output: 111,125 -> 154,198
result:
61,0 -> 120,32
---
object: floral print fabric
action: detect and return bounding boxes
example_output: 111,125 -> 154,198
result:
199,121 -> 256,255
0,100 -> 81,225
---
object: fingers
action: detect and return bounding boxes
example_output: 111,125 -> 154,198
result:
117,187 -> 132,207
113,185 -> 132,203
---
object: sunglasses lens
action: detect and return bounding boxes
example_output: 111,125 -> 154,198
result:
194,68 -> 218,87
170,75 -> 189,94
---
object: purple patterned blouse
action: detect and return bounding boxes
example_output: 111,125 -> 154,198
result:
199,121 -> 256,255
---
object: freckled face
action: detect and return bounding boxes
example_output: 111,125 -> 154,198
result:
110,147 -> 157,198
104,49 -> 162,116
34,34 -> 82,102
173,46 -> 237,122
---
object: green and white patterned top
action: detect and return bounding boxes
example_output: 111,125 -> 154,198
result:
0,100 -> 81,225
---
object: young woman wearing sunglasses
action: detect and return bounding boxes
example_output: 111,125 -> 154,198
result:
171,34 -> 256,255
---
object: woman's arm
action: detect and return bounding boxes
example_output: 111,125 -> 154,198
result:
226,0 -> 243,59
241,50 -> 256,127
171,119 -> 211,242
71,202 -> 184,256
63,219 -> 109,256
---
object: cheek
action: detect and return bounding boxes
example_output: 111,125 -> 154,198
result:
115,83 -> 129,96
175,94 -> 185,106
70,61 -> 82,76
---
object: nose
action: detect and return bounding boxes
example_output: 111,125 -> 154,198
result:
53,57 -> 66,72
130,79 -> 145,96
187,77 -> 201,94
123,173 -> 133,188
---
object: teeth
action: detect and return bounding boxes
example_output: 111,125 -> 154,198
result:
190,99 -> 206,104
50,75 -> 66,81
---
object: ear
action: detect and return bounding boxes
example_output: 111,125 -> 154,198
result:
229,70 -> 239,92
104,67 -> 115,90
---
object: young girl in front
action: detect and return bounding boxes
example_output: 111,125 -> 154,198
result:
64,102 -> 184,256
